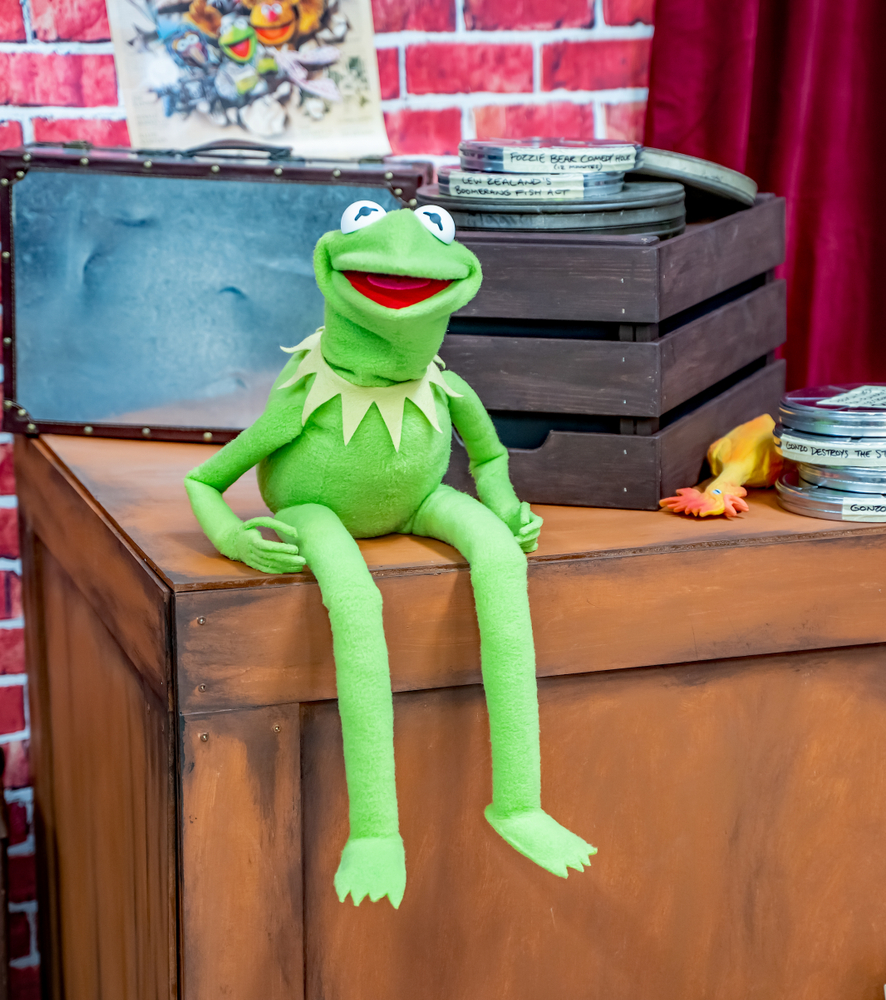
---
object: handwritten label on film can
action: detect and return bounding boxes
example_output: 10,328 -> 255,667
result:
842,497 -> 886,521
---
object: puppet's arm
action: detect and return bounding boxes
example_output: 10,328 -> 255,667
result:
444,370 -> 543,553
185,399 -> 307,574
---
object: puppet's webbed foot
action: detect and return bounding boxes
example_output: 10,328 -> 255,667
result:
334,834 -> 406,908
485,806 -> 596,878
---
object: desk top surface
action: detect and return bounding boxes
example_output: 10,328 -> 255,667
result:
40,434 -> 886,592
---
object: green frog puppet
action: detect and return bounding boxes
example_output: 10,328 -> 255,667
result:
185,201 -> 596,908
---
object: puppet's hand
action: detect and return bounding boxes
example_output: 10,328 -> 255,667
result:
505,502 -> 543,553
659,485 -> 749,518
230,516 -> 306,574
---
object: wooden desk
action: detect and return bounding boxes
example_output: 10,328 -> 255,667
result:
17,434 -> 886,1000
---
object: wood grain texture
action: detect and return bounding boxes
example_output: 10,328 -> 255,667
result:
439,333 -> 661,416
176,495 -> 886,712
658,196 -> 786,318
658,278 -> 786,411
40,433 -> 886,591
440,281 -> 785,419
180,704 -> 303,1000
302,644 -> 886,1000
14,437 -> 170,698
456,232 -> 661,323
446,360 -> 785,509
18,517 -> 63,1000
38,548 -> 174,1000
454,198 -> 783,324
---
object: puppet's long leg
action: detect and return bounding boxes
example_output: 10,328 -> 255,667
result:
275,503 -> 406,907
411,485 -> 595,877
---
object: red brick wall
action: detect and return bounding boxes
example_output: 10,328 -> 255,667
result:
0,0 -> 653,994
0,0 -> 653,154
379,0 -> 654,154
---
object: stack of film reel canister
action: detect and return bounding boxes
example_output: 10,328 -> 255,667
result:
415,138 -> 688,236
776,384 -> 886,523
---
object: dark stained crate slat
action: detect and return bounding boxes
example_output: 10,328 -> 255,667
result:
658,278 -> 786,412
454,197 -> 785,325
440,281 -> 786,419
440,333 -> 660,416
657,196 -> 786,320
456,233 -> 661,323
445,361 -> 786,509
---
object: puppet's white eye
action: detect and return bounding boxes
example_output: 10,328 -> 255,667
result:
414,205 -> 455,244
341,200 -> 387,234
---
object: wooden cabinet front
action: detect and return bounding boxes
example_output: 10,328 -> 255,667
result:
16,434 -> 886,1000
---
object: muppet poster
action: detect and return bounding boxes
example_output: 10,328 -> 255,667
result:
106,0 -> 391,157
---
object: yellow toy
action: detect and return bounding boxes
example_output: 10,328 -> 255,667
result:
245,0 -> 298,47
659,413 -> 783,518
242,0 -> 327,46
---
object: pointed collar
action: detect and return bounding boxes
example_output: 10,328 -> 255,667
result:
277,329 -> 461,451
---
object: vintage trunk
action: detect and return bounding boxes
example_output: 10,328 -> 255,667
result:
17,433 -> 886,1000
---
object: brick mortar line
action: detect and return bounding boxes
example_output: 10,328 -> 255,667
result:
8,902 -> 37,915
382,86 -> 648,110
398,43 -> 407,97
0,91 -> 649,120
0,728 -> 30,744
9,957 -> 40,971
374,25 -> 653,46
19,0 -> 34,43
454,0 -> 466,33
592,97 -> 607,138
8,837 -> 34,857
4,786 -> 32,803
0,29 -> 654,53
0,105 -> 127,120
0,40 -> 116,54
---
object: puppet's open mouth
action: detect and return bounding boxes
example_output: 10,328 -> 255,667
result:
342,271 -> 452,309
256,21 -> 294,41
228,38 -> 253,59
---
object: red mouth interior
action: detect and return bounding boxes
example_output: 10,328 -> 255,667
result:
343,271 -> 452,309
230,38 -> 252,58
257,21 -> 293,39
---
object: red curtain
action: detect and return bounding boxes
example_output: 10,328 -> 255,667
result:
645,0 -> 886,389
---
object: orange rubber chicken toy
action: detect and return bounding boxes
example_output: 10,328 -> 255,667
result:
659,413 -> 783,518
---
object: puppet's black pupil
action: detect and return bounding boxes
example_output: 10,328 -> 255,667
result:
355,206 -> 378,221
425,212 -> 444,231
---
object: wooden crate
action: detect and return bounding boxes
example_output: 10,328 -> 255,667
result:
454,194 -> 785,325
438,195 -> 786,509
446,358 -> 785,509
17,433 -> 886,1000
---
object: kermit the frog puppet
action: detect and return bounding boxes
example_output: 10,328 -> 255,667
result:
185,201 -> 596,908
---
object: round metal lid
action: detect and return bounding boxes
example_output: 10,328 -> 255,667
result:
780,384 -> 886,437
417,181 -> 684,214
458,138 -> 639,174
628,148 -> 757,206
417,184 -> 684,234
439,165 -> 625,202
796,462 -> 886,494
777,426 -> 886,468
440,210 -> 685,236
776,469 -> 886,522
